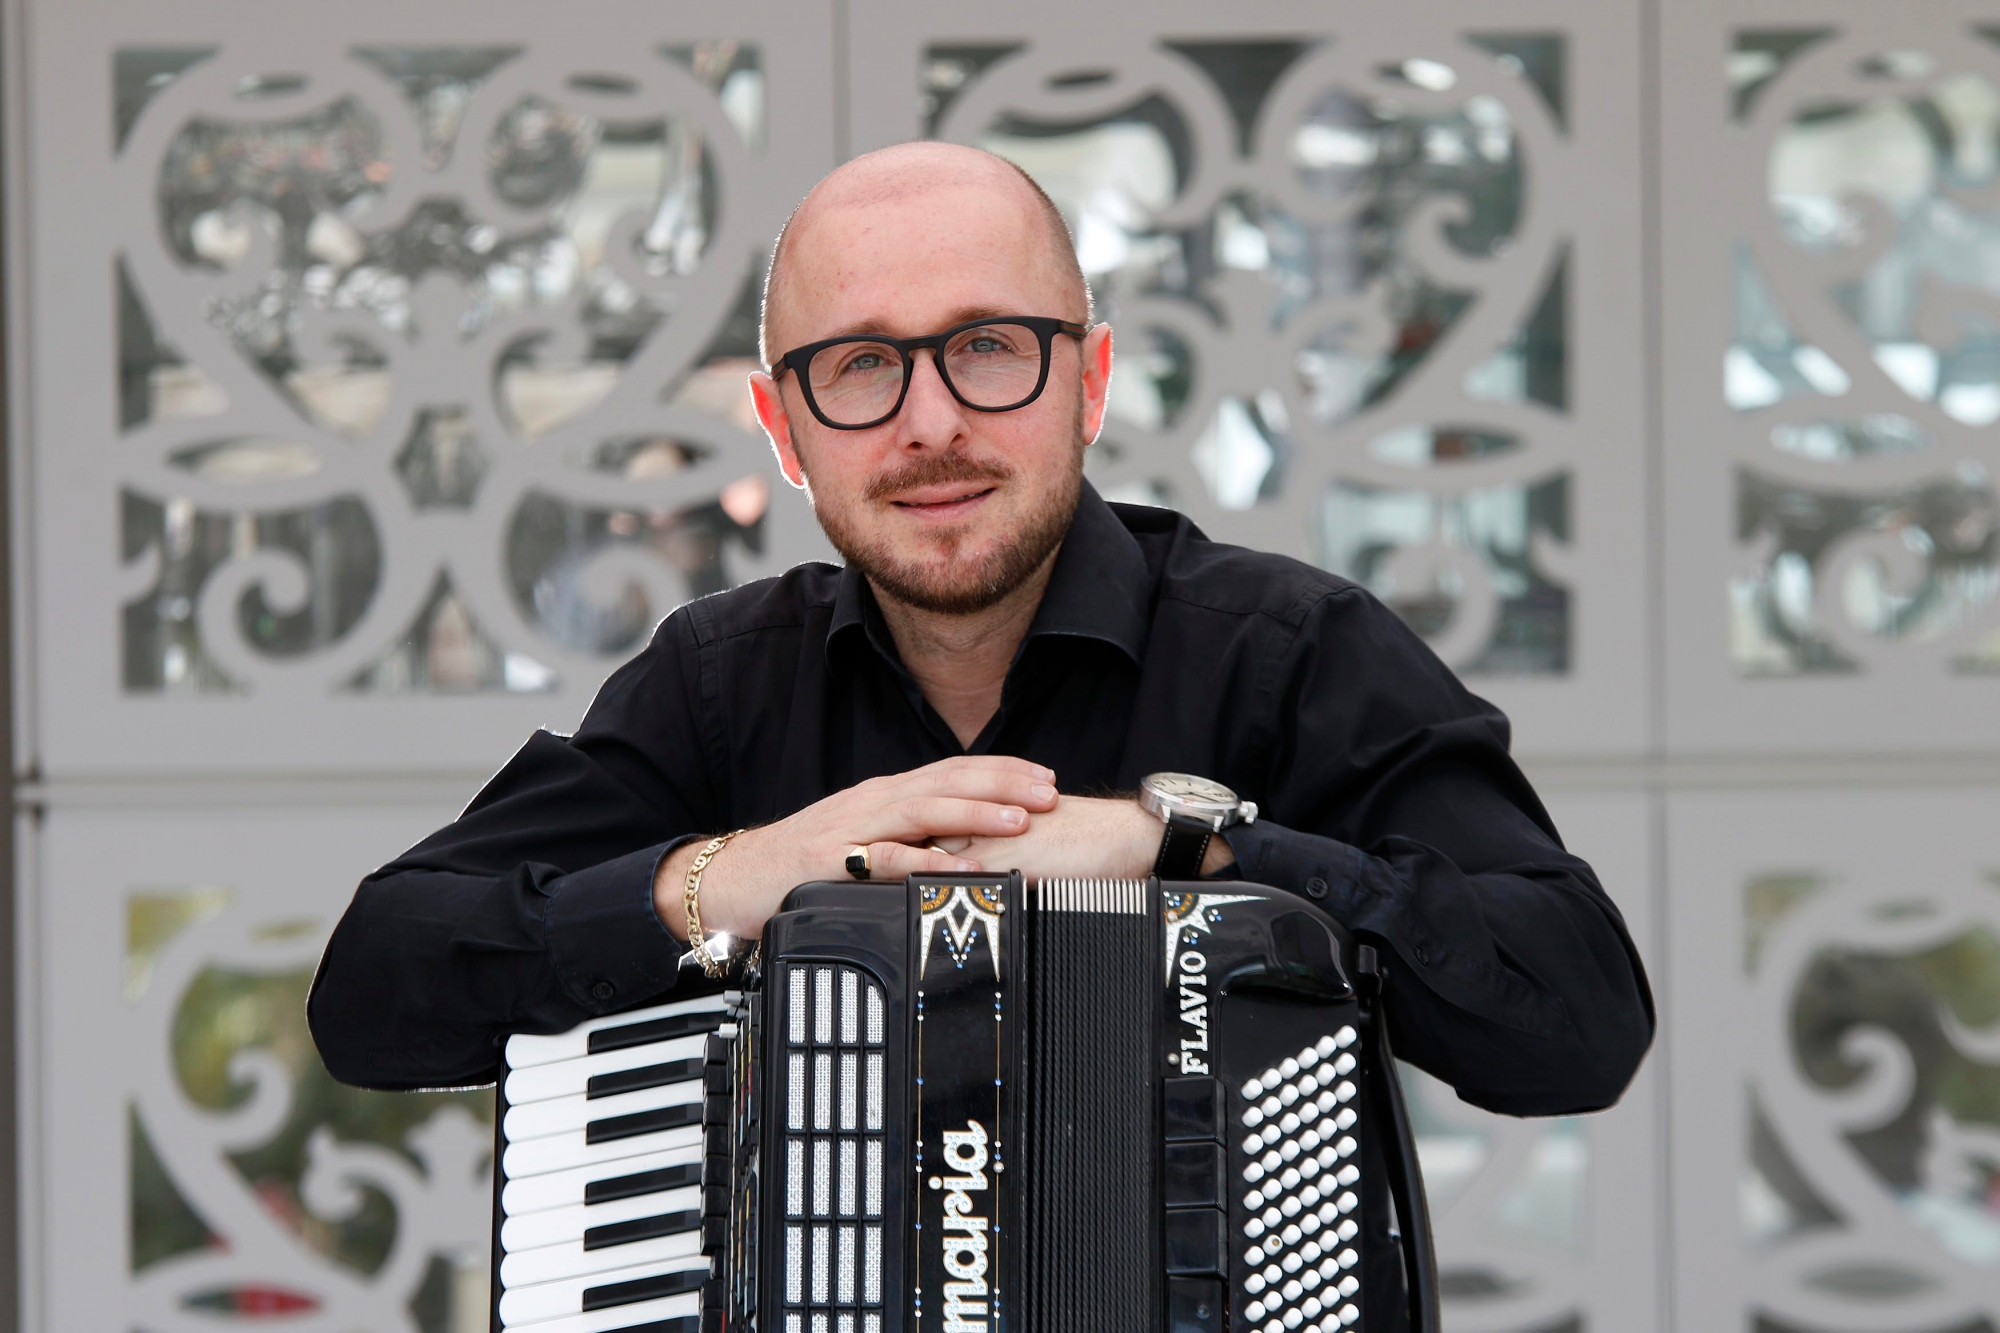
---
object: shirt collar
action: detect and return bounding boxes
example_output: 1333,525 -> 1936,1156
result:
827,479 -> 1152,668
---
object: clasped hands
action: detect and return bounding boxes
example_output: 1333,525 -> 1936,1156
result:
654,755 -> 1232,944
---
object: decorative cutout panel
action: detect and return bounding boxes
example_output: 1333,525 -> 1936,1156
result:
19,6 -> 837,774
28,802 -> 477,1330
128,891 -> 492,1332
1662,2 -> 2000,749
1670,790 -> 2000,1333
851,0 -> 1649,755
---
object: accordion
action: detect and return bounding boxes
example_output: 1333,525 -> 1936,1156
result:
492,875 -> 1438,1333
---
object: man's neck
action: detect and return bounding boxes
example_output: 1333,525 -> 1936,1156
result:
871,551 -> 1059,750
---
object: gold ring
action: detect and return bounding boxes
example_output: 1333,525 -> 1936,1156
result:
845,845 -> 871,879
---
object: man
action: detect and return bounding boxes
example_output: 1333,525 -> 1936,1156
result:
310,142 -> 1651,1303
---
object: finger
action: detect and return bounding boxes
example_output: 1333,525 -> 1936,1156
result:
927,835 -> 973,855
897,765 -> 1058,810
851,756 -> 1054,807
875,795 -> 1033,844
864,841 -> 982,879
914,754 -> 1056,785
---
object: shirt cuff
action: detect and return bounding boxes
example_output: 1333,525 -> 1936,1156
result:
544,836 -> 702,1013
1220,820 -> 1367,912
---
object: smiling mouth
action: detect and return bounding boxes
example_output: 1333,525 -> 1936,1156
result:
890,487 -> 996,510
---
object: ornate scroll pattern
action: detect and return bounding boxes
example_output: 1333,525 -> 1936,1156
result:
115,41 -> 831,700
1402,1066 -> 1591,1333
1744,871 -> 2000,1330
129,901 -> 492,1331
1726,29 -> 2000,677
929,36 -> 1578,673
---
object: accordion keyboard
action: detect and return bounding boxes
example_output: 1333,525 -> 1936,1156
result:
495,993 -> 737,1333
1234,1029 -> 1365,1332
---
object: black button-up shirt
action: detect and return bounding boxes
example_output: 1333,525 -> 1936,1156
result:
312,482 -> 1650,1099
310,483 -> 1651,1309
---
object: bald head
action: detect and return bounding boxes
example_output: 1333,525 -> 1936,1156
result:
759,142 -> 1090,365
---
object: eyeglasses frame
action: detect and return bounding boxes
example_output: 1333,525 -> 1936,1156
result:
769,315 -> 1091,431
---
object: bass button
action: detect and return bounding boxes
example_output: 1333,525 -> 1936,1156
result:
1168,1277 -> 1226,1333
1163,1207 -> 1227,1275
1163,1142 -> 1225,1207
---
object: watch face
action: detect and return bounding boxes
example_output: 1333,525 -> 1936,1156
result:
1144,772 -> 1238,811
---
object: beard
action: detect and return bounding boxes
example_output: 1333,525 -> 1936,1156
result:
807,427 -> 1084,617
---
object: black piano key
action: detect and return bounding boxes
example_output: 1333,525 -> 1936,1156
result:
581,1266 -> 707,1312
606,1322 -> 698,1333
582,1208 -> 702,1251
587,1057 -> 705,1100
586,1102 -> 704,1145
588,1011 -> 726,1055
584,1161 -> 702,1206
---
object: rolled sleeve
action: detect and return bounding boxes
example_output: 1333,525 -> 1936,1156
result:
544,835 -> 701,1014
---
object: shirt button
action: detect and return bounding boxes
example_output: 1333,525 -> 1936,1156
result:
1304,877 -> 1329,900
591,980 -> 616,1002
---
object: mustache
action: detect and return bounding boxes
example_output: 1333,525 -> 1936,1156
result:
864,452 -> 1012,502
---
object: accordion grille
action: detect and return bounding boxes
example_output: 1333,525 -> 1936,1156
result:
1023,879 -> 1156,1333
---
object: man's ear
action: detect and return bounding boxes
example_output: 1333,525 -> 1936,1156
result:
748,371 -> 808,490
1080,322 -> 1114,446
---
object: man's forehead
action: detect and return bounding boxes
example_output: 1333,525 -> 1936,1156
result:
773,182 -> 1069,343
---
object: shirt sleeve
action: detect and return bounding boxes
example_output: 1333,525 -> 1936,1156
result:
1221,587 -> 1654,1118
308,611 -> 724,1091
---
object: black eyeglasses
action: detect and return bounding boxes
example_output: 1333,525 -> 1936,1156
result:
770,315 -> 1089,430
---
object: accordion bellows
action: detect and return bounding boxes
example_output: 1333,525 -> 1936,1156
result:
492,874 -> 1432,1333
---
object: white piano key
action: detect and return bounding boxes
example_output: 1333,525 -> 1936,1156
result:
504,1121 -> 702,1181
497,1253 -> 708,1327
504,1032 -> 709,1106
499,1226 -> 702,1290
502,1143 -> 701,1217
504,994 -> 735,1069
504,1076 -> 702,1144
498,1290 -> 698,1333
500,1184 -> 699,1252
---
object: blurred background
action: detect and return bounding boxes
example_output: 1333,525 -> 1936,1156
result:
5,0 -> 2000,1329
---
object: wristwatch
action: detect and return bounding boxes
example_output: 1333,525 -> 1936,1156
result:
1140,773 -> 1258,880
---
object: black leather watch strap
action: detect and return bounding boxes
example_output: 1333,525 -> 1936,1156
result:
1153,812 -> 1214,880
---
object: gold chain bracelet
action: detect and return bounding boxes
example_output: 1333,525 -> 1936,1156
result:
684,829 -> 745,979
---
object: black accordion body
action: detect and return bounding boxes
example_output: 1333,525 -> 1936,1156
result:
493,875 -> 1437,1333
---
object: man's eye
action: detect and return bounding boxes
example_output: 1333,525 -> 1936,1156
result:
840,350 -> 889,374
964,336 -> 1010,354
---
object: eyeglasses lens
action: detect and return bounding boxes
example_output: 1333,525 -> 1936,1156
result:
806,323 -> 1045,426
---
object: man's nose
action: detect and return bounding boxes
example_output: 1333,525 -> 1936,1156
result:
895,348 -> 968,444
